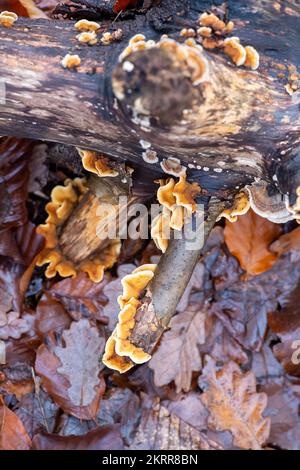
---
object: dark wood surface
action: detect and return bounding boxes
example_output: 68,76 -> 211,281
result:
0,0 -> 299,200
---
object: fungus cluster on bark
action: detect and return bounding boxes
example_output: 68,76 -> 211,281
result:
0,11 -> 17,27
103,264 -> 157,373
36,178 -> 121,282
151,176 -> 201,252
0,0 -> 299,376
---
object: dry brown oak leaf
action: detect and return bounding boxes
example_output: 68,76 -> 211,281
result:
149,303 -> 206,393
224,209 -> 281,276
199,357 -> 270,450
130,395 -> 222,450
35,319 -> 105,419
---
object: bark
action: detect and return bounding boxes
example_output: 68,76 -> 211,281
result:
0,0 -> 299,199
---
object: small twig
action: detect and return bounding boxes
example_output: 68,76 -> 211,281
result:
129,198 -> 226,354
112,9 -> 124,24
31,367 -> 50,433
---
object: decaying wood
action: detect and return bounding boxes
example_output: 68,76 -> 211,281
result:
57,173 -> 147,264
0,0 -> 299,201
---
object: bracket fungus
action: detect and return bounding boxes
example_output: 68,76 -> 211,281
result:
77,148 -> 119,177
36,178 -> 121,282
76,31 -> 98,46
0,11 -> 17,28
151,176 -> 201,252
61,54 -> 81,69
160,157 -> 186,178
101,29 -> 123,46
218,182 -> 300,224
196,12 -> 259,70
102,264 -> 157,373
74,19 -> 100,32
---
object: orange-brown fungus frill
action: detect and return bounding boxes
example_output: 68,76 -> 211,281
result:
199,12 -> 226,32
244,45 -> 260,70
217,191 -> 250,222
102,264 -> 157,373
77,148 -> 119,177
151,176 -> 201,252
0,11 -> 17,28
223,37 -> 246,66
36,178 -> 120,282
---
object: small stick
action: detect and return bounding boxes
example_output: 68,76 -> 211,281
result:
129,198 -> 226,354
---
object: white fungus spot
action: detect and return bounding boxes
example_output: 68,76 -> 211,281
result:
123,61 -> 135,72
139,140 -> 152,149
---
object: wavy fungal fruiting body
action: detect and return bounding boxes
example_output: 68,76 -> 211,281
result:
0,11 -> 17,28
102,264 -> 157,373
36,178 -> 120,282
151,176 -> 201,252
218,184 -> 300,224
61,54 -> 81,69
77,148 -> 119,177
196,12 -> 259,70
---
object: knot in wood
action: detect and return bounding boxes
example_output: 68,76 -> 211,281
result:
112,48 -> 195,127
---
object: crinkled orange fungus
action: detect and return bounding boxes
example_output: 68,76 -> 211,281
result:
36,178 -> 120,282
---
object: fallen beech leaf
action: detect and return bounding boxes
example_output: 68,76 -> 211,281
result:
14,390 -> 59,438
270,226 -> 300,256
32,425 -> 123,450
0,0 -> 28,16
0,259 -> 23,316
224,209 -> 281,276
35,293 -> 71,339
15,221 -> 45,267
59,387 -> 141,442
18,0 -> 48,18
268,283 -> 300,377
163,392 -> 234,450
201,315 -> 248,366
34,0 -> 59,16
199,357 -> 270,450
49,272 -> 109,323
98,387 -> 141,444
130,395 -> 222,450
209,252 -> 300,351
261,378 -> 300,450
0,137 -> 32,230
35,320 -> 106,419
0,395 -> 31,450
149,304 -> 206,392
0,378 -> 33,401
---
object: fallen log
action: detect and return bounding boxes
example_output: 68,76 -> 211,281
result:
0,0 -> 299,201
